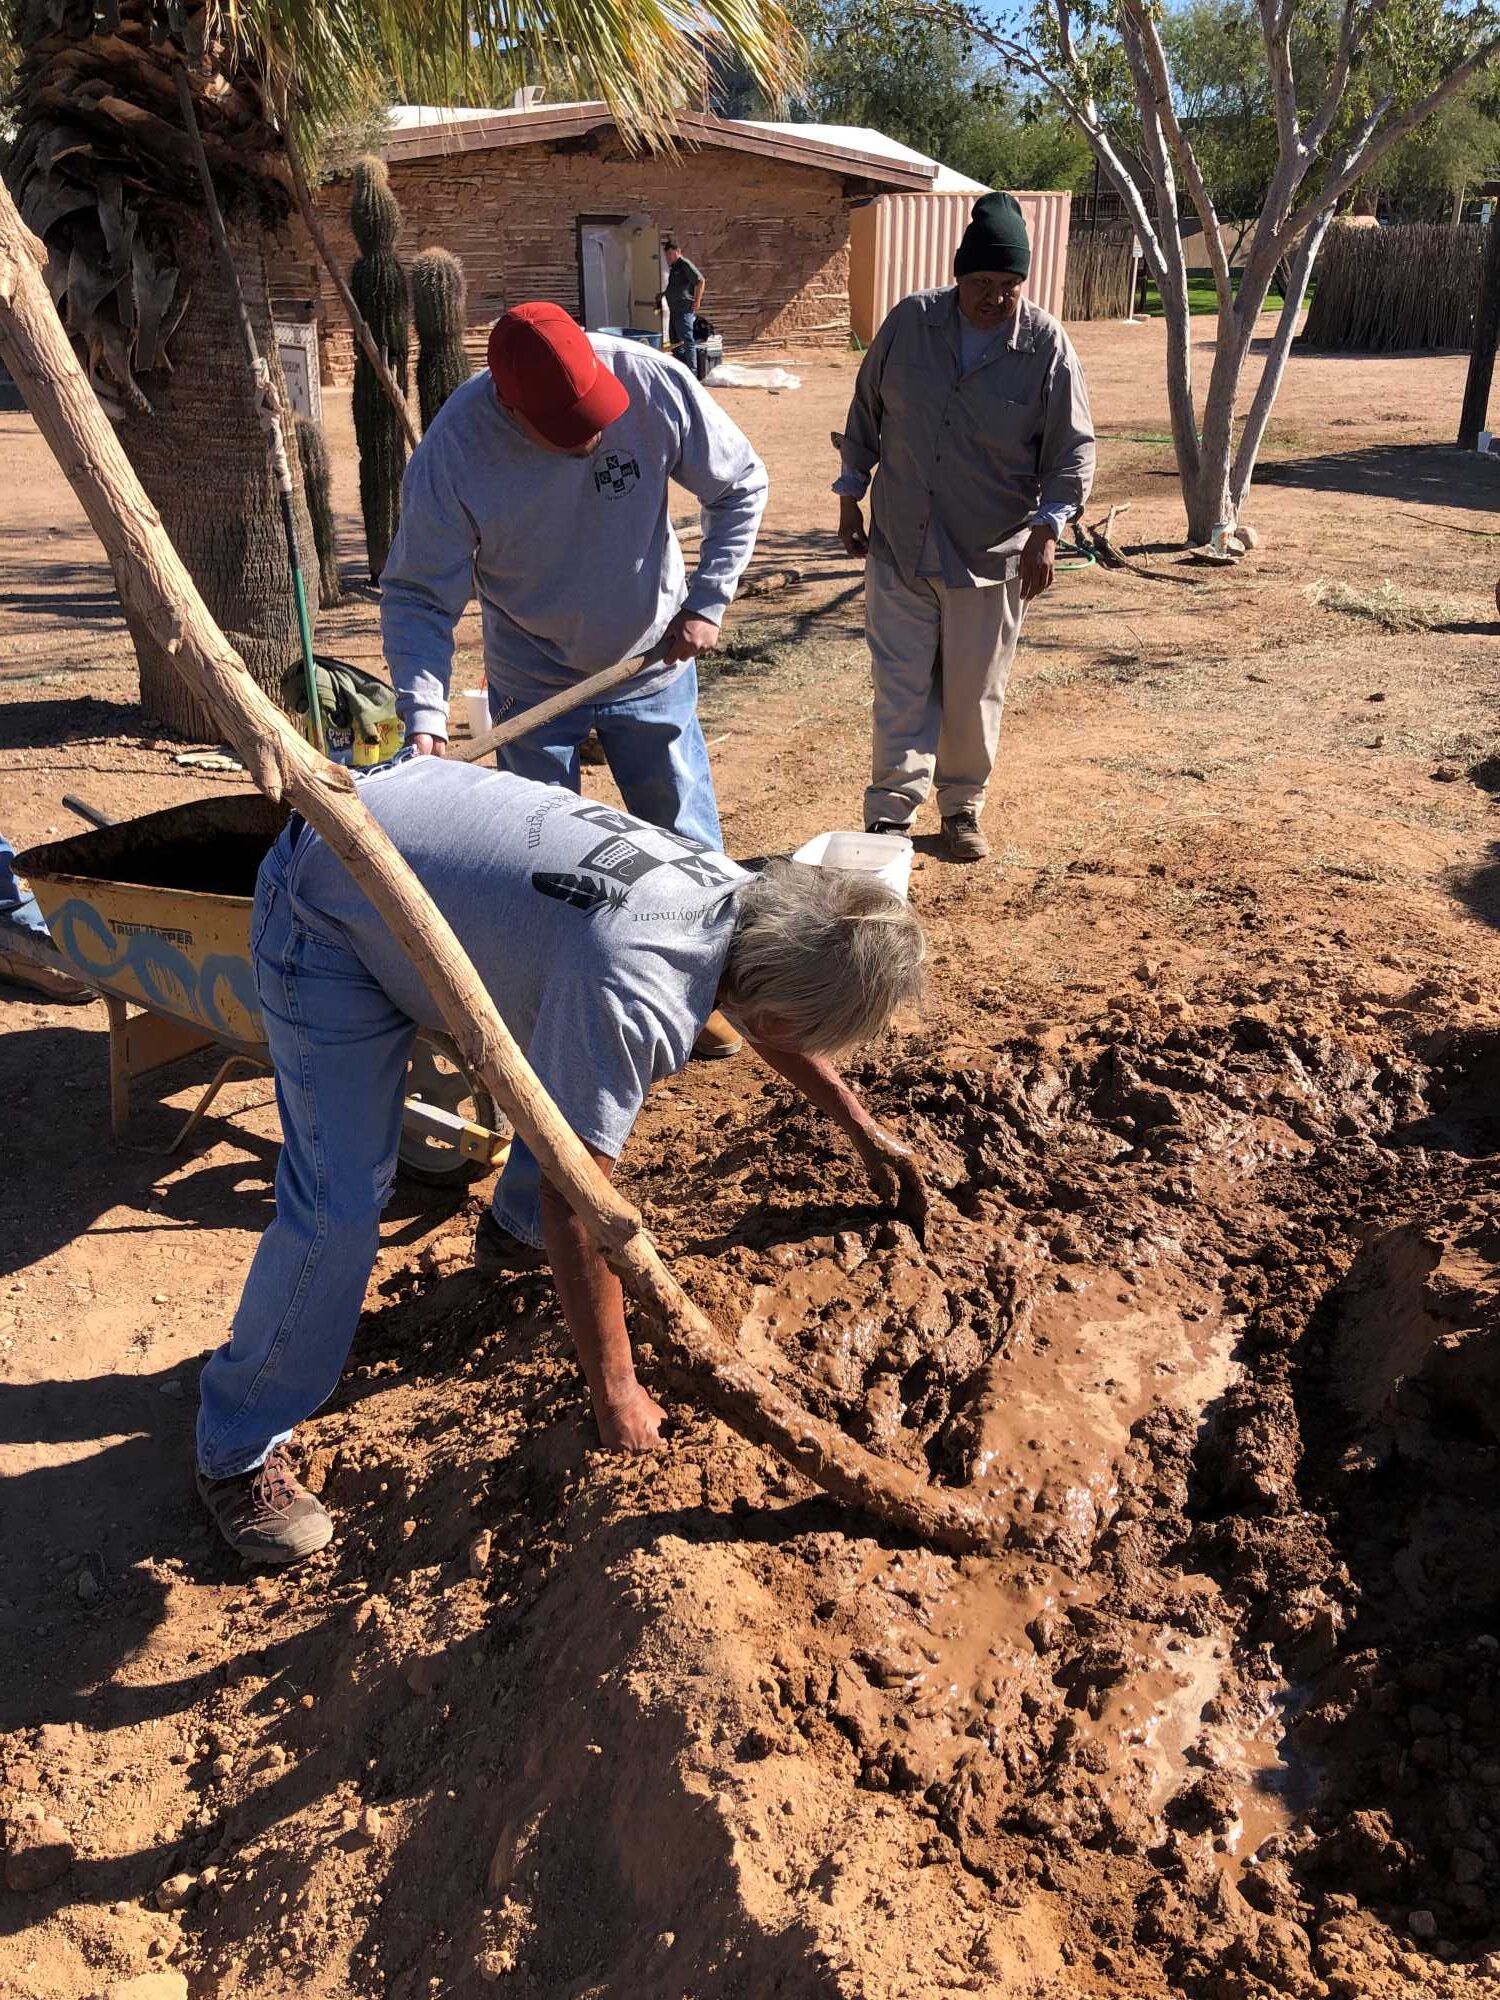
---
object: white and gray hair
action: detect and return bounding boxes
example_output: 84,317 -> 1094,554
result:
721,858 -> 926,1056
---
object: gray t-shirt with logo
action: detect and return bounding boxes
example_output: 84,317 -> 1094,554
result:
287,757 -> 746,1162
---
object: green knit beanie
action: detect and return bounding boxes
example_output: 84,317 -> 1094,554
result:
954,193 -> 1031,278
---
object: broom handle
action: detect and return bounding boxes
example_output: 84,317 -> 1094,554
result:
453,652 -> 656,765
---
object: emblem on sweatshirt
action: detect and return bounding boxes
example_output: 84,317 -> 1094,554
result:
593,452 -> 640,497
579,835 -> 663,885
531,873 -> 630,914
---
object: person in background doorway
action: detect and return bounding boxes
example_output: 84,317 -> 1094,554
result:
660,237 -> 706,377
381,301 -> 767,1066
834,193 -> 1095,862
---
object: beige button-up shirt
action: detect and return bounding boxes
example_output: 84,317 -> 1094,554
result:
834,288 -> 1096,589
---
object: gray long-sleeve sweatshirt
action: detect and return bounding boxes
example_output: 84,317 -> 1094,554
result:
380,338 -> 768,741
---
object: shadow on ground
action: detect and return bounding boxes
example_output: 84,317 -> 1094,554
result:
1256,440 -> 1500,509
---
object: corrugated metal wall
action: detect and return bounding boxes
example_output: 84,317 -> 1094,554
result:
849,190 -> 1072,345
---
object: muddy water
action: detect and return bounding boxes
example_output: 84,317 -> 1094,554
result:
736,1230 -> 1304,1867
963,1256 -> 1236,1546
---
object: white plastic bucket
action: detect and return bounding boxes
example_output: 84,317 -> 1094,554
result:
792,829 -> 913,901
462,688 -> 491,740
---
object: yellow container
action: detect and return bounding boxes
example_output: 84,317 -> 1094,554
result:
19,795 -> 287,1048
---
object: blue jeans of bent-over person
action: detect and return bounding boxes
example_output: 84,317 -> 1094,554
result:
195,828 -> 419,1478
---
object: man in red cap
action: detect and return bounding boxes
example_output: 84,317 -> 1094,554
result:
381,301 -> 767,1060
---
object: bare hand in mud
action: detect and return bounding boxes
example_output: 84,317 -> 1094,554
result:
855,1125 -> 929,1238
594,1381 -> 667,1452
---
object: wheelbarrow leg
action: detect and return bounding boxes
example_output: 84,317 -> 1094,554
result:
105,993 -> 132,1139
168,1054 -> 265,1155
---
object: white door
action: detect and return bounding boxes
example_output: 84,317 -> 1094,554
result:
579,223 -> 632,329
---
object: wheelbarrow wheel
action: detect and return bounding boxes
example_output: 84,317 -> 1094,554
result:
399,1039 -> 508,1189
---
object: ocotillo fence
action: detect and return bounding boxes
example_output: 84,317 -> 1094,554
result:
1300,220 -> 1483,353
1064,229 -> 1136,321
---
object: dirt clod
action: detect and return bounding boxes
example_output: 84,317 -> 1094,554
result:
3,1812 -> 73,1892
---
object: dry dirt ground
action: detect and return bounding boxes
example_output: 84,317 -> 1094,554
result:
4,314 -> 1500,2000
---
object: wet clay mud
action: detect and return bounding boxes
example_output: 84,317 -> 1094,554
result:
29,1010 -> 1500,1997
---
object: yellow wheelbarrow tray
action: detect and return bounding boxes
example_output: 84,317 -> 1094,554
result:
18,794 -> 509,1187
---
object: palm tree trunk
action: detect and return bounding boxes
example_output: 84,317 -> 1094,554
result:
116,210 -> 316,741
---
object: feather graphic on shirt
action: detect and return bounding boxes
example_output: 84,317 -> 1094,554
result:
530,872 -> 630,914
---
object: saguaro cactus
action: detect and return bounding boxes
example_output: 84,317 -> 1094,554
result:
295,416 -> 342,608
410,248 -> 470,431
349,157 -> 409,580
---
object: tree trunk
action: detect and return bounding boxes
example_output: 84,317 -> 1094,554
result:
117,211 -> 316,741
1458,195 -> 1500,448
1232,213 -> 1332,513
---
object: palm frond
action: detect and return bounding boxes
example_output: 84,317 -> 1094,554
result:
213,0 -> 802,143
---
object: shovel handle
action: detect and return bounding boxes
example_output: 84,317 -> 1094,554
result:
452,651 -> 658,766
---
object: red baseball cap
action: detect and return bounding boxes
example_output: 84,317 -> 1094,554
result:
487,302 -> 630,449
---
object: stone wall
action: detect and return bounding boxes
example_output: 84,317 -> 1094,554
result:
267,129 -> 860,384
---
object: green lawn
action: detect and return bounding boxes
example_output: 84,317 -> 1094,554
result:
1139,275 -> 1312,317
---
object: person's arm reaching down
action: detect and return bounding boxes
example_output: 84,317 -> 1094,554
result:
661,368 -> 769,664
540,1149 -> 665,1450
832,305 -> 899,558
743,1037 -> 929,1237
1036,332 -> 1095,539
379,434 -> 480,753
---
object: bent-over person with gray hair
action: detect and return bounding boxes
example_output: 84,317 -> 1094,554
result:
835,193 -> 1095,861
194,756 -> 928,1564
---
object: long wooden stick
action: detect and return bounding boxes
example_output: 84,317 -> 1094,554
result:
455,653 -> 653,766
281,118 -> 421,453
0,186 -> 1002,1557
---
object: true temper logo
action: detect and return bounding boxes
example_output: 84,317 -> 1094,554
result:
593,452 -> 640,497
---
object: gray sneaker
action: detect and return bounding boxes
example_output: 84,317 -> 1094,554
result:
940,811 -> 990,862
197,1449 -> 334,1565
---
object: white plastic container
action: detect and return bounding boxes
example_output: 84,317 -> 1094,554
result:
791,828 -> 914,901
462,688 -> 491,740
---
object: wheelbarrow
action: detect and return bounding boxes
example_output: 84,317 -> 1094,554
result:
17,793 -> 509,1189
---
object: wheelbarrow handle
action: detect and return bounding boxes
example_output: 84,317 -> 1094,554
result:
451,650 -> 661,767
62,794 -> 116,829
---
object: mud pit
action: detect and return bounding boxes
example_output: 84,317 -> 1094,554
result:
54,1009 -> 1493,2000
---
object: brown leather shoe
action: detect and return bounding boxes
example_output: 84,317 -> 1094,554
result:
692,1007 -> 743,1060
940,811 -> 990,862
196,1449 -> 333,1565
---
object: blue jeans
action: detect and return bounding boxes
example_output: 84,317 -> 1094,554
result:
491,660 -> 722,851
1,835 -> 47,937
669,308 -> 698,379
197,832 -> 417,1477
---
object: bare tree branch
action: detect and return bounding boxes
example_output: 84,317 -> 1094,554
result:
1122,0 -> 1234,312
1231,209 -> 1332,504
1275,39 -> 1500,256
1300,0 -> 1363,156
1257,0 -> 1301,158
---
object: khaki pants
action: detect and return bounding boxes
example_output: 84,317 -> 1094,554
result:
862,555 -> 1024,829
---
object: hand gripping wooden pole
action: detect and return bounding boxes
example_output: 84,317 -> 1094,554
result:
0,185 -> 1003,1557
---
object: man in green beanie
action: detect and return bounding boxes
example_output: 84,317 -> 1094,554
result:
834,192 -> 1095,861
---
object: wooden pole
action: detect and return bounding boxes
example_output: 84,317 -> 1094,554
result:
455,654 -> 651,766
1458,192 -> 1500,449
0,184 -> 1002,1556
281,118 -> 421,453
